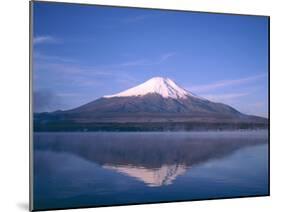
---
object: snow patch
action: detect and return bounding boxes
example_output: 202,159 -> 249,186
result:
104,77 -> 202,100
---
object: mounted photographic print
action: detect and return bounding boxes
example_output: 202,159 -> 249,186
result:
30,1 -> 270,211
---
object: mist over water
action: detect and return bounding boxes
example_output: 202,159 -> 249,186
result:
33,130 -> 268,210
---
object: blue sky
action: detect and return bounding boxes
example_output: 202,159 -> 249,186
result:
33,2 -> 269,117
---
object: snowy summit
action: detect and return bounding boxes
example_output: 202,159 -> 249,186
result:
104,77 -> 200,99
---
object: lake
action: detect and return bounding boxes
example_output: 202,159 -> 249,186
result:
33,130 -> 269,210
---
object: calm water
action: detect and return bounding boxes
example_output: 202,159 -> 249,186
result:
33,130 -> 269,210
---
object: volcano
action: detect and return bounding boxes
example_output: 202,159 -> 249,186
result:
34,77 -> 268,131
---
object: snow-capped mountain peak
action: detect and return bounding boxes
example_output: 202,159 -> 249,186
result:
104,77 -> 200,99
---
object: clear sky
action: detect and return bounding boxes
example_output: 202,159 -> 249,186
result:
33,2 -> 269,117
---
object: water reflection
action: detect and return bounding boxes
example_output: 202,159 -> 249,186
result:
34,131 -> 268,187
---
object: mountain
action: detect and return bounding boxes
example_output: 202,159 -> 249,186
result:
34,77 -> 268,131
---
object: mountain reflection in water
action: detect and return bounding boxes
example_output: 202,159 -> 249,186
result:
34,130 -> 268,187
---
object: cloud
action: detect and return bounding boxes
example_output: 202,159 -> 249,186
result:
238,101 -> 268,118
188,73 -> 267,92
202,92 -> 250,102
34,58 -> 138,89
34,52 -> 75,63
33,90 -> 63,112
251,102 -> 266,108
118,59 -> 147,67
117,52 -> 176,67
33,51 -> 176,105
34,35 -> 59,45
56,92 -> 80,97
